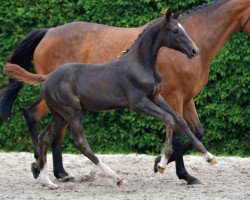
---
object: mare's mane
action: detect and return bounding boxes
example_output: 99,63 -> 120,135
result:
183,0 -> 227,16
124,0 -> 228,55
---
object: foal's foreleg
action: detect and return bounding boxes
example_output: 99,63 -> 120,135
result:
153,95 -> 216,164
31,122 -> 59,189
131,96 -> 175,173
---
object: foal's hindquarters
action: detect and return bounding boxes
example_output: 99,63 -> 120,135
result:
32,109 -> 126,189
31,66 -> 128,189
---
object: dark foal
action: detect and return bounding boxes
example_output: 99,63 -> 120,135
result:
4,10 -> 216,189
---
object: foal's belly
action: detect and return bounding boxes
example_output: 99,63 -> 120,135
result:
77,85 -> 128,111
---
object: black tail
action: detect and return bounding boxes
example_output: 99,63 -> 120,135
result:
0,28 -> 48,121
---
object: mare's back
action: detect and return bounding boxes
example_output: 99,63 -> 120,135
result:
34,22 -> 142,74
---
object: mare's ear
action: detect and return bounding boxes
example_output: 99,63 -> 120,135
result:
165,8 -> 173,22
173,10 -> 182,19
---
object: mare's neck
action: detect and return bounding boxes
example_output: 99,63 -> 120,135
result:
126,19 -> 164,72
181,0 -> 246,63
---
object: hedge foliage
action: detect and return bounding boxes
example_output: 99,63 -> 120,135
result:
0,0 -> 249,155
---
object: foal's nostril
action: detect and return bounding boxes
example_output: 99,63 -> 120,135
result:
191,49 -> 198,56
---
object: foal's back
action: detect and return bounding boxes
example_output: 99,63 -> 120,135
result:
42,60 -> 136,111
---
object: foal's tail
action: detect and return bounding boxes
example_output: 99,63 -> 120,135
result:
4,63 -> 46,86
0,28 -> 48,121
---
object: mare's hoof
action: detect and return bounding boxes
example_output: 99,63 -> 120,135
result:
62,175 -> 75,182
117,179 -> 127,186
187,177 -> 203,185
54,171 -> 75,182
157,165 -> 166,174
154,156 -> 162,173
31,162 -> 40,179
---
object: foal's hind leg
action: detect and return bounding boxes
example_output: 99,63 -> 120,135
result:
24,98 -> 71,180
31,112 -> 67,189
64,108 -> 126,186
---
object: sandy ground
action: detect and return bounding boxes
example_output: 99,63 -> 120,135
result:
0,153 -> 249,200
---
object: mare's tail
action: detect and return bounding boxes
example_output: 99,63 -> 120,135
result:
4,63 -> 46,85
0,28 -> 48,121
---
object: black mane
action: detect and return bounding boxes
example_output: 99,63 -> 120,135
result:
183,0 -> 227,16
124,17 -> 164,55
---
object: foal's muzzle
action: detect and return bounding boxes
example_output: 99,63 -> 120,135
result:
187,47 -> 199,59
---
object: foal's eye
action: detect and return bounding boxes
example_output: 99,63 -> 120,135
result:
173,29 -> 179,34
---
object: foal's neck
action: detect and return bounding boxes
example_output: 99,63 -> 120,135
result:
181,0 -> 248,62
126,19 -> 164,72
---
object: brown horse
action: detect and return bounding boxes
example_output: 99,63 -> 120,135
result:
4,12 -> 214,189
1,0 -> 249,184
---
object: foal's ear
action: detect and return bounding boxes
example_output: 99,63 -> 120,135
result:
165,8 -> 173,22
173,10 -> 182,19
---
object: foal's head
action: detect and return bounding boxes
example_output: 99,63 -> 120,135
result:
161,9 -> 199,58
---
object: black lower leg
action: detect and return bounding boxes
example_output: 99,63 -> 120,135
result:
52,138 -> 71,180
23,100 -> 42,160
174,135 -> 202,185
182,123 -> 204,154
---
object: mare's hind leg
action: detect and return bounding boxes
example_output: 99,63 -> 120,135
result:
24,98 -> 71,180
52,124 -> 74,182
63,108 -> 126,186
31,112 -> 67,189
23,98 -> 47,160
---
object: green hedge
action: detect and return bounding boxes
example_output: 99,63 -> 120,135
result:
0,0 -> 249,156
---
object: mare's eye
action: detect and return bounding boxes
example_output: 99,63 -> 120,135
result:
173,29 -> 179,34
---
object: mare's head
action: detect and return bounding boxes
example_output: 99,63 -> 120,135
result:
160,9 -> 199,58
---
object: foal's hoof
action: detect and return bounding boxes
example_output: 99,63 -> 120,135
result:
40,181 -> 59,190
208,157 -> 218,165
117,179 -> 127,186
157,165 -> 166,174
207,157 -> 217,165
31,162 -> 40,179
48,183 -> 59,190
154,156 -> 161,173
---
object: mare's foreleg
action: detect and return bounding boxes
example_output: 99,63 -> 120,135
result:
131,96 -> 175,173
52,124 -> 75,182
152,95 -> 216,164
182,99 -> 204,154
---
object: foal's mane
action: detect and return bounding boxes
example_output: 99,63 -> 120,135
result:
183,0 -> 227,16
124,17 -> 164,55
